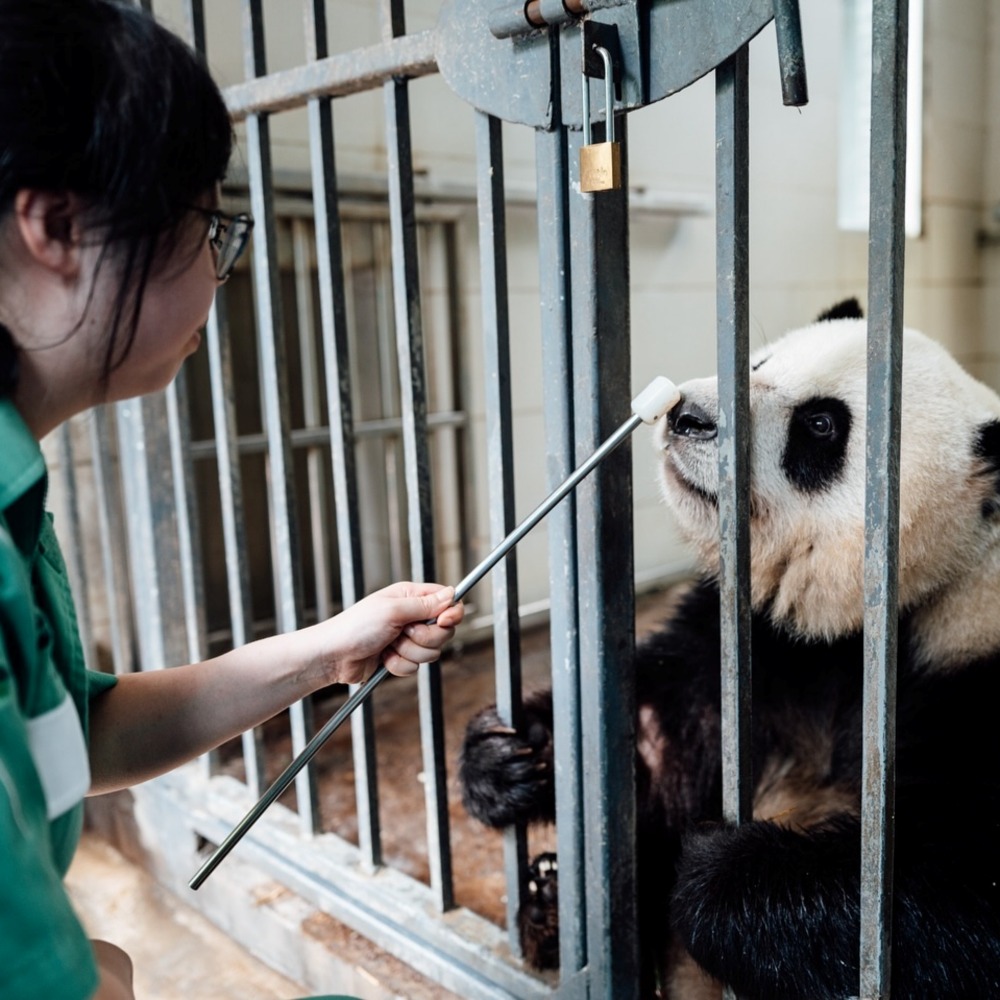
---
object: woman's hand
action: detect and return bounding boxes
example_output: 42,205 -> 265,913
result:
299,582 -> 465,686
89,582 -> 464,793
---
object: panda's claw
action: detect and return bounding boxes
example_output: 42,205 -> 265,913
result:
520,852 -> 560,970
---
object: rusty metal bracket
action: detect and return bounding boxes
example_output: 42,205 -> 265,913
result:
436,0 -> 795,130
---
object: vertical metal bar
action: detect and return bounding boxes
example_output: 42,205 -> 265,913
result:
423,225 -> 465,587
55,424 -> 94,672
171,0 -> 210,776
716,47 -> 753,831
568,113 -> 638,997
772,0 -> 809,107
180,0 -> 206,59
716,46 -> 752,1000
166,373 -> 212,772
303,0 -> 383,870
474,110 -> 527,953
205,290 -> 266,795
89,408 -> 134,675
242,0 -> 316,832
291,218 -> 333,622
535,94 -> 587,987
184,0 -> 256,784
860,0 -> 908,996
373,223 -> 407,583
165,375 -> 208,669
379,0 -> 454,911
115,396 -> 188,672
378,228 -> 407,582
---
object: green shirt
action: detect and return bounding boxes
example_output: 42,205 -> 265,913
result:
0,400 -> 118,1000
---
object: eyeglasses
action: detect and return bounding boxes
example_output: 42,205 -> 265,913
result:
189,207 -> 254,281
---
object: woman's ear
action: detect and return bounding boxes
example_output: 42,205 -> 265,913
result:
12,189 -> 85,278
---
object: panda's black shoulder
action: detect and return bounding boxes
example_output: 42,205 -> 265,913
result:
636,578 -> 864,704
639,579 -> 721,659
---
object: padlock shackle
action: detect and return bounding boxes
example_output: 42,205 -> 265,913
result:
597,44 -> 614,144
582,43 -> 615,147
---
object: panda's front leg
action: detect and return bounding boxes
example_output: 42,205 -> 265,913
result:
671,818 -> 862,1000
459,688 -> 555,828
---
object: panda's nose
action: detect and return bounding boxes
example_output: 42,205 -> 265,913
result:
669,398 -> 718,440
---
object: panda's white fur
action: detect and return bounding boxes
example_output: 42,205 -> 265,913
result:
657,318 -> 1000,666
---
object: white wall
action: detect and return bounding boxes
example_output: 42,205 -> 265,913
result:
141,0 -> 999,619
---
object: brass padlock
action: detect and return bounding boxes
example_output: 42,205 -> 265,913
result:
580,44 -> 621,193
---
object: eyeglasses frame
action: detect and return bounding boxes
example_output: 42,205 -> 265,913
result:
188,206 -> 254,282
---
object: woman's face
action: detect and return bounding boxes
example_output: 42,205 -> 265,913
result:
100,207 -> 219,402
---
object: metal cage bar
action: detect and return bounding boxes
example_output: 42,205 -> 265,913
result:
303,0 -> 385,870
115,395 -> 188,672
379,0 -> 455,912
88,407 -> 134,676
290,215 -> 333,635
567,113 -> 639,998
860,0 -> 908,996
715,46 -> 753,830
473,109 -> 528,954
204,289 -> 266,794
167,0 -> 209,683
55,424 -> 95,672
535,115 -> 587,987
165,374 -> 208,669
241,0 -> 317,832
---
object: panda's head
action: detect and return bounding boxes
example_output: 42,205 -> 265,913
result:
656,299 -> 1000,666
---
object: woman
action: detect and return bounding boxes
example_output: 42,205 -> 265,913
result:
0,2 -> 464,998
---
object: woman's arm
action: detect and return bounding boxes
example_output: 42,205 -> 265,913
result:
87,583 -> 462,794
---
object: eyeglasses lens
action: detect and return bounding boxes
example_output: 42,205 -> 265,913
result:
212,215 -> 253,281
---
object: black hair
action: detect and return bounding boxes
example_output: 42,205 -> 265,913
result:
0,0 -> 233,391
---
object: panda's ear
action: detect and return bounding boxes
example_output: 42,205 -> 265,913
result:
816,298 -> 864,322
974,420 -> 1000,517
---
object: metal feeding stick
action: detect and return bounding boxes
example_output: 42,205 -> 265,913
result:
189,375 -> 680,890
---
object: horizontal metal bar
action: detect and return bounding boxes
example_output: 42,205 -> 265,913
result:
156,776 -> 550,998
223,30 -> 438,120
226,167 -> 713,218
186,410 -> 468,461
489,0 -> 628,39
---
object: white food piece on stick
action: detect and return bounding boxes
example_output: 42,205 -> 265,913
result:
631,376 -> 681,424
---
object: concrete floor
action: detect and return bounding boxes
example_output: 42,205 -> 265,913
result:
67,834 -> 310,1000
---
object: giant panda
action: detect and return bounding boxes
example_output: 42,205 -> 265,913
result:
459,300 -> 1000,999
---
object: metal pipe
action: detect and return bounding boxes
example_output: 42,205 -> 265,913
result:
489,0 -> 627,40
773,0 -> 809,107
189,376 -> 678,889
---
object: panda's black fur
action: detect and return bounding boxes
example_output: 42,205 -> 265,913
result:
459,303 -> 1000,998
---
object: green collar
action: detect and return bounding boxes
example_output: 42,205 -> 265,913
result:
0,399 -> 47,556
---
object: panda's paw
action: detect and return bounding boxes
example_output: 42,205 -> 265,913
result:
519,852 -> 560,970
459,705 -> 554,828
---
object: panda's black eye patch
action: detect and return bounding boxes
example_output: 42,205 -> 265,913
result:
782,396 -> 852,493
974,420 -> 1000,517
